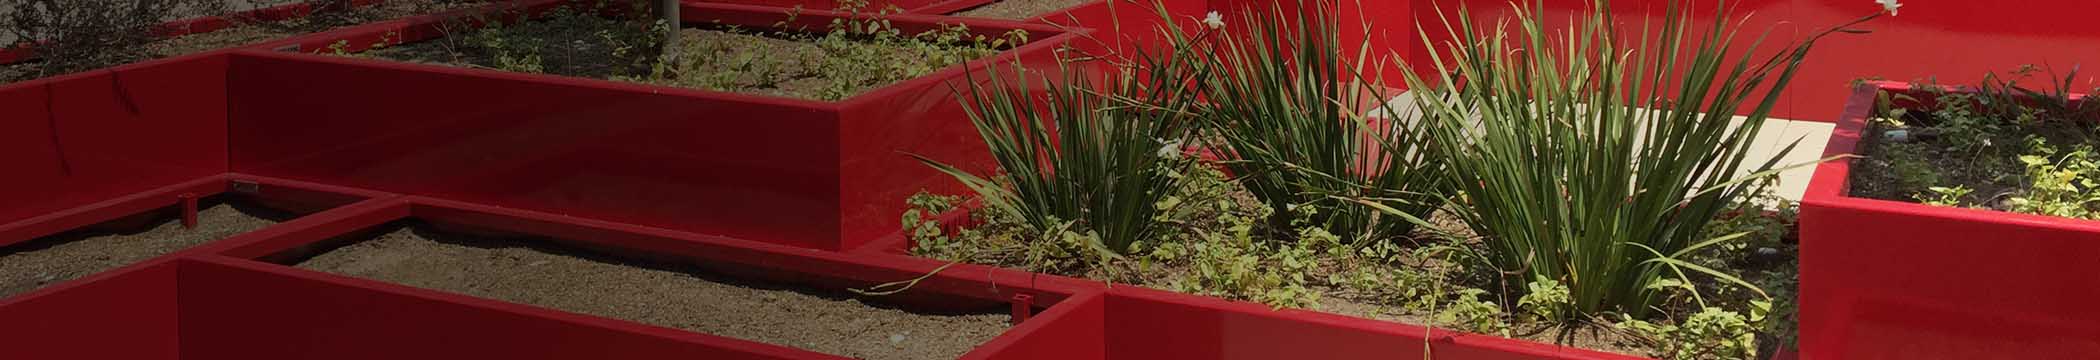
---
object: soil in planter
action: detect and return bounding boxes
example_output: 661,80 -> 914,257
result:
355,7 -> 1015,101
292,224 -> 1010,360
1847,85 -> 2100,219
949,0 -> 1091,20
1,0 -> 494,84
0,201 -> 293,299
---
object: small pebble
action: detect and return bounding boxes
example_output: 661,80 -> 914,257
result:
889,333 -> 906,345
1882,129 -> 1910,143
1756,247 -> 1781,256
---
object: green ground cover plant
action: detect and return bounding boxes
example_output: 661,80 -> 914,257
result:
355,0 -> 1023,101
2,0 -> 490,83
1850,66 -> 2100,219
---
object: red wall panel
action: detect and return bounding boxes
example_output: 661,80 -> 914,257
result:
225,52 -> 845,248
0,261 -> 179,360
1797,84 -> 2100,359
0,55 -> 230,226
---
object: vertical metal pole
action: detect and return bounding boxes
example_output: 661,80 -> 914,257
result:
1010,294 -> 1034,325
178,193 -> 199,229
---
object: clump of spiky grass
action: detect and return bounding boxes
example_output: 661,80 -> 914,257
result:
1395,0 -> 1879,321
1160,0 -> 1443,246
915,38 -> 1210,258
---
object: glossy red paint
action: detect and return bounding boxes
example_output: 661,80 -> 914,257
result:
226,3 -> 1071,251
0,257 -> 821,360
0,55 -> 230,228
1095,286 -> 1641,360
0,261 -> 179,359
1799,82 -> 2100,359
196,196 -> 1093,355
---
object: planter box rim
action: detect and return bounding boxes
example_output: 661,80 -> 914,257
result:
1804,80 -> 2100,232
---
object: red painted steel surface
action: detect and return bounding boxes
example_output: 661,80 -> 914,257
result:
0,55 -> 230,229
1798,82 -> 2100,359
202,196 -> 1093,355
0,261 -> 179,360
1100,286 -> 1642,360
0,0 -> 386,66
177,257 -> 829,360
228,4 -> 1071,251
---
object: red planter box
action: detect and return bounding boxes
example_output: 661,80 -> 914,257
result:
0,55 -> 232,228
202,195 -> 1092,359
1,190 -> 1639,360
227,3 -> 1074,252
1799,82 -> 2100,359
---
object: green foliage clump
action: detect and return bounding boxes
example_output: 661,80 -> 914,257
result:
2007,140 -> 2100,218
381,1 -> 1017,101
1158,1 -> 1443,245
1855,66 -> 2100,220
1616,306 -> 1762,360
1398,0 -> 1875,322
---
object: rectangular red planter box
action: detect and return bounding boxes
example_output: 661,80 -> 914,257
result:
1799,82 -> 2100,359
968,285 -> 1641,360
225,3 -> 1075,252
197,195 -> 1098,358
0,258 -> 814,359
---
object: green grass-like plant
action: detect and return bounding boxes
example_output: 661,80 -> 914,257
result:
914,40 -> 1209,258
1161,0 -> 1442,245
1395,0 -> 1879,320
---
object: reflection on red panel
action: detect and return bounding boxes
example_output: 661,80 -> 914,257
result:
0,55 -> 229,226
227,4 -> 1073,251
0,261 -> 179,360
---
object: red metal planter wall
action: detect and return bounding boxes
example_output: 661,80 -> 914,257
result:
0,55 -> 230,229
1798,83 -> 2100,359
0,261 -> 178,359
224,4 -> 1072,251
0,258 -> 817,360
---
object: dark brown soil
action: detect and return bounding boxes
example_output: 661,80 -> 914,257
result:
293,225 -> 1010,360
0,202 -> 287,299
365,19 -> 998,101
1,0 -> 491,83
950,0 -> 1091,20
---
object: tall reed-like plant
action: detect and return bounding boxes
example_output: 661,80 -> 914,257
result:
915,43 -> 1209,256
1396,0 -> 1881,320
1163,0 -> 1443,245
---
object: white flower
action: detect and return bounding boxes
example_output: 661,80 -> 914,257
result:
1157,138 -> 1186,159
1202,11 -> 1225,30
1877,0 -> 1901,16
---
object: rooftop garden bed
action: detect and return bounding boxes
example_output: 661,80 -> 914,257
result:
0,0 -> 506,84
343,1 -> 1024,101
1799,77 -> 2100,358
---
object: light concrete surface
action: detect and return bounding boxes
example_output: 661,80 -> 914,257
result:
1372,92 -> 1835,203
